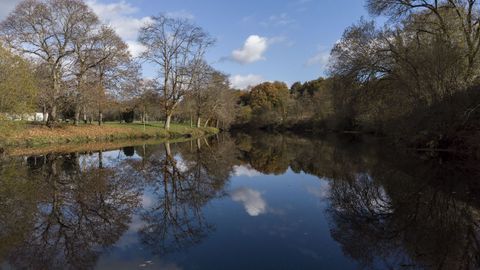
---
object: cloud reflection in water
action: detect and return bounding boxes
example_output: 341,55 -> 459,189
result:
231,187 -> 267,216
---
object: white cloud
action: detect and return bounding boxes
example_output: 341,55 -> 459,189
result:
166,10 -> 195,20
113,16 -> 153,41
0,0 -> 22,20
126,41 -> 147,58
86,0 -> 152,56
233,165 -> 263,177
141,193 -> 154,208
306,49 -> 330,68
229,74 -> 265,90
231,187 -> 267,217
88,0 -> 137,18
174,155 -> 189,173
232,35 -> 268,64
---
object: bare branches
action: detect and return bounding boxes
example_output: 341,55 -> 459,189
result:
0,0 -> 138,126
139,14 -> 215,129
0,0 -> 103,126
367,0 -> 480,82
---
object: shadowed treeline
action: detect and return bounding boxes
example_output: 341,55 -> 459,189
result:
232,1 -> 480,157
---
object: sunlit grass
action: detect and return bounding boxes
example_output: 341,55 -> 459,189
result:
0,120 -> 218,149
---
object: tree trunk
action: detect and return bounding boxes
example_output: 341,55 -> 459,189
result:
98,111 -> 103,126
216,119 -> 219,128
47,105 -> 57,128
51,105 -> 57,122
165,113 -> 172,130
42,105 -> 47,122
98,151 -> 103,169
203,137 -> 210,147
141,111 -> 145,124
48,67 -> 62,128
74,108 -> 80,126
83,110 -> 87,124
204,119 -> 210,128
196,138 -> 201,150
165,142 -> 172,157
196,116 -> 201,128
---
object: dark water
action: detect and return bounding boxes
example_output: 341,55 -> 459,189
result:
0,132 -> 479,270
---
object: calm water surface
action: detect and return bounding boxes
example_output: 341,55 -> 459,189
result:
0,132 -> 479,270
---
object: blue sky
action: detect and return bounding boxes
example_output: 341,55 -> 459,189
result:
0,0 -> 372,89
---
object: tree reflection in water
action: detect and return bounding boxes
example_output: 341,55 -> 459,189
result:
136,137 -> 237,255
0,136 -> 238,269
0,132 -> 479,269
0,152 -> 141,269
234,132 -> 480,270
327,163 -> 480,269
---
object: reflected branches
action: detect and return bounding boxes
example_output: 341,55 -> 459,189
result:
0,153 -> 141,269
233,131 -> 480,269
0,132 -> 479,269
326,155 -> 480,269
138,137 -> 237,255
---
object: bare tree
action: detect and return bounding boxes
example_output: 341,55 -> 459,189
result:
91,27 -> 136,125
0,0 -> 99,126
181,63 -> 237,129
189,60 -> 215,127
367,0 -> 480,82
120,77 -> 160,124
71,16 -> 113,125
203,71 -> 237,128
139,15 -> 215,129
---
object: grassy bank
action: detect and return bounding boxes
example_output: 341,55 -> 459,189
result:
0,121 -> 218,149
5,137 -> 200,157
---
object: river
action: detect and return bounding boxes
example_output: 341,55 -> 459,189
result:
0,132 -> 478,270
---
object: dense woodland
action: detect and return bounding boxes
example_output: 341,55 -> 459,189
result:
2,0 -> 480,153
236,0 -> 480,154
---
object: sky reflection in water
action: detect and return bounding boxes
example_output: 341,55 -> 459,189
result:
0,133 -> 479,270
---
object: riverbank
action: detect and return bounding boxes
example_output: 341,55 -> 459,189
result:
0,121 -> 218,150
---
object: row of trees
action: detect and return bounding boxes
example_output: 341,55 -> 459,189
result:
234,78 -> 334,129
6,0 -> 478,143
0,0 -> 237,130
135,15 -> 237,129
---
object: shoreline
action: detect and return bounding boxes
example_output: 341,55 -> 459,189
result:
0,121 -> 219,153
3,137 -> 205,157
